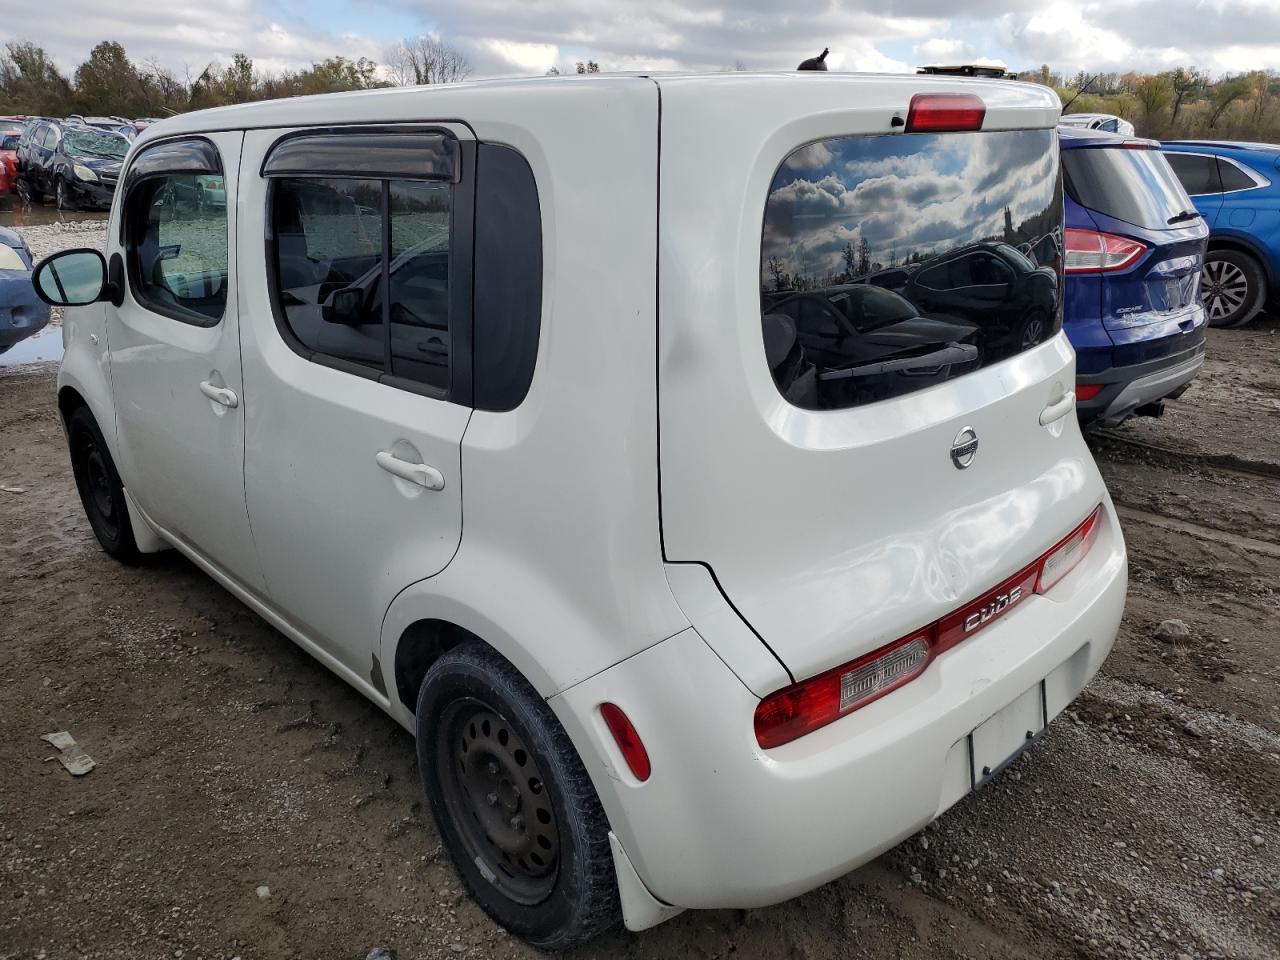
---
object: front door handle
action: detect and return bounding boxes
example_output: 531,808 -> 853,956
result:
375,451 -> 445,491
1039,390 -> 1075,426
198,380 -> 239,408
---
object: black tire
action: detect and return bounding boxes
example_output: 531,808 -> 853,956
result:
1202,249 -> 1266,328
416,643 -> 621,950
195,184 -> 205,212
67,406 -> 141,564
54,176 -> 76,212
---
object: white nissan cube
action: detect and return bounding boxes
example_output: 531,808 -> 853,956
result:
35,72 -> 1126,949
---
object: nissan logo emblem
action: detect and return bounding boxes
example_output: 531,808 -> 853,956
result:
951,427 -> 979,469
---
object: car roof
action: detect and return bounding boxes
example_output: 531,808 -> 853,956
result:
1161,139 -> 1280,155
138,71 -> 1059,141
1056,126 -> 1157,149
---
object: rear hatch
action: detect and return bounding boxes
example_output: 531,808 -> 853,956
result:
1062,140 -> 1208,363
658,76 -> 1107,686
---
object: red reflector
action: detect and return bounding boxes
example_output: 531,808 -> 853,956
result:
600,702 -> 651,781
754,505 -> 1105,748
1064,227 -> 1147,274
904,93 -> 986,133
1075,383 -> 1104,401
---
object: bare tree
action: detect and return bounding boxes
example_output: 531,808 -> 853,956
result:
386,35 -> 471,86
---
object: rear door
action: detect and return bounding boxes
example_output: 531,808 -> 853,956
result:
659,78 -> 1102,683
237,126 -> 472,679
1062,143 -> 1208,360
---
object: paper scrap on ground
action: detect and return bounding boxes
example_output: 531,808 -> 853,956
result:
41,731 -> 95,776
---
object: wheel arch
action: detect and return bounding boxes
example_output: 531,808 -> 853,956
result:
1207,232 -> 1275,287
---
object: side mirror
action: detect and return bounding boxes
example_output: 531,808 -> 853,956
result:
322,287 -> 364,325
33,248 -> 109,307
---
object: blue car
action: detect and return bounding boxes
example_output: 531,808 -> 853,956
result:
1059,128 -> 1209,425
1160,140 -> 1280,327
0,225 -> 51,355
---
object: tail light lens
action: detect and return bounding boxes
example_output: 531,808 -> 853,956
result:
1075,383 -> 1104,401
754,505 -> 1105,748
1037,505 -> 1103,592
904,94 -> 986,133
600,703 -> 651,781
1064,227 -> 1147,274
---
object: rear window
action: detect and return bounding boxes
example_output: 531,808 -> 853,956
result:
1062,147 -> 1193,230
761,129 -> 1062,411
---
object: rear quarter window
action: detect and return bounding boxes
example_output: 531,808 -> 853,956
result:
761,129 -> 1062,411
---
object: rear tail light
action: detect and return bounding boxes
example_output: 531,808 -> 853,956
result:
904,94 -> 986,133
1037,505 -> 1103,592
1064,227 -> 1147,274
754,505 -> 1105,748
600,702 -> 651,781
1075,383 -> 1104,402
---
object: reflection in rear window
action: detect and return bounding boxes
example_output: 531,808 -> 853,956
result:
761,130 -> 1063,411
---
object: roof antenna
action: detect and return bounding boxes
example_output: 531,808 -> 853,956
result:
798,48 -> 829,71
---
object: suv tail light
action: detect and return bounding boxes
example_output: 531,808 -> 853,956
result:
1064,227 -> 1147,274
754,505 -> 1104,749
904,94 -> 986,133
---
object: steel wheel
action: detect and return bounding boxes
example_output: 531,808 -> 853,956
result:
72,428 -> 120,541
436,699 -> 560,906
1202,259 -> 1249,323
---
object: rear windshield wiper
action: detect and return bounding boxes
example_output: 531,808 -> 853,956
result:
817,342 -> 979,381
1168,210 -> 1201,224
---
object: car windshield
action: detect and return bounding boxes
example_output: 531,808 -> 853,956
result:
65,131 -> 128,160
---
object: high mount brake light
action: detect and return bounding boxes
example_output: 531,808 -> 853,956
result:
904,94 -> 986,133
1064,227 -> 1147,274
754,505 -> 1104,749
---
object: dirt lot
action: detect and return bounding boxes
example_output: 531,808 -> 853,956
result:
2,230 -> 1279,956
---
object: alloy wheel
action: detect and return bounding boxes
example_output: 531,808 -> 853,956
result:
436,699 -> 560,906
1202,259 -> 1249,322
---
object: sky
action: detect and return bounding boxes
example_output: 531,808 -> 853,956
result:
2,0 -> 1278,81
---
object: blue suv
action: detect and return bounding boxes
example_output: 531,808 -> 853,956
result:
1160,140 -> 1280,327
1059,128 -> 1209,425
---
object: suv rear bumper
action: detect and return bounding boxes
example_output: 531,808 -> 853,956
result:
1077,339 -> 1206,426
551,500 -> 1127,915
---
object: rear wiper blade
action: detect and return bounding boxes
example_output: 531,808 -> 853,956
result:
817,342 -> 978,381
1168,210 -> 1201,224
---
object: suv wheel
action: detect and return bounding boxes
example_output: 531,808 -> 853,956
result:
54,176 -> 77,212
67,407 -> 141,564
1202,249 -> 1266,328
416,643 -> 621,949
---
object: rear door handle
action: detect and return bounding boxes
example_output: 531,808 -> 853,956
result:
198,380 -> 239,408
375,451 -> 445,491
1039,391 -> 1075,426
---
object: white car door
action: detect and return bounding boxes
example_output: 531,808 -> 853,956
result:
107,132 -> 265,592
236,126 -> 472,681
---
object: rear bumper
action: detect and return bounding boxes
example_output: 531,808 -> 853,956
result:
551,501 -> 1127,912
1077,338 -> 1206,426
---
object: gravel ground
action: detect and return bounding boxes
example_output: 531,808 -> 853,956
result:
1,219 -> 1278,960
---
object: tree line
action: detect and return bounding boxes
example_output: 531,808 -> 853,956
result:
0,37 -> 472,119
1041,65 -> 1280,141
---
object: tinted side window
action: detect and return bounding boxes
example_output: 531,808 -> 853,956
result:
269,173 -> 455,391
473,143 -> 542,411
1164,153 -> 1221,195
761,129 -> 1062,411
273,177 -> 386,370
1218,160 -> 1258,192
126,174 -> 229,325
